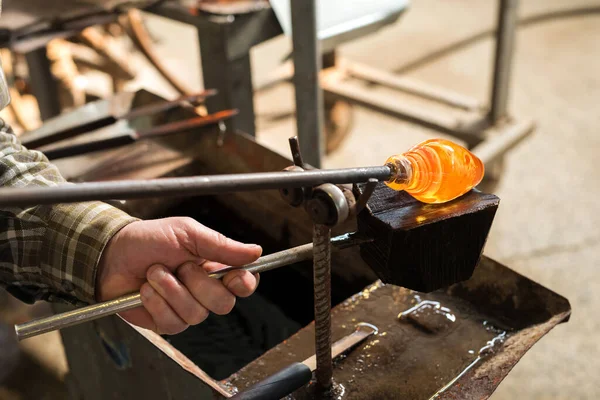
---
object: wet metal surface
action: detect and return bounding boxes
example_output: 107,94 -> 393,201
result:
226,255 -> 571,399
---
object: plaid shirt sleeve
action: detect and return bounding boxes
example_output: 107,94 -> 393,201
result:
0,119 -> 139,305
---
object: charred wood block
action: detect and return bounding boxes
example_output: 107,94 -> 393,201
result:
355,183 -> 499,292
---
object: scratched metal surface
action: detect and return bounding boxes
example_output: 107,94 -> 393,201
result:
225,255 -> 571,399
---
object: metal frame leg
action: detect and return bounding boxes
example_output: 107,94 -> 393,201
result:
198,22 -> 256,136
291,0 -> 325,168
490,0 -> 519,123
25,46 -> 61,121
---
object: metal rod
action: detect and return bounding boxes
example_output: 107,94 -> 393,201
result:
14,233 -> 372,340
122,90 -> 217,120
490,0 -> 519,122
288,136 -> 306,169
43,110 -> 239,160
472,119 -> 535,165
313,224 -> 333,391
0,166 -> 392,208
322,78 -> 464,136
342,60 -> 483,112
291,0 -> 325,168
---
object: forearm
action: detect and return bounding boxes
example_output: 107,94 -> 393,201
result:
0,119 -> 138,305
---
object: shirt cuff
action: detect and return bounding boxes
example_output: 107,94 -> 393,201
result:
42,202 -> 139,304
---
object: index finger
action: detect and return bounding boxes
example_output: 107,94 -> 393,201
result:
181,219 -> 262,265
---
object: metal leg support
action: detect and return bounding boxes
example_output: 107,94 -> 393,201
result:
313,224 -> 333,392
291,0 -> 325,168
490,0 -> 519,123
25,46 -> 61,121
198,22 -> 256,136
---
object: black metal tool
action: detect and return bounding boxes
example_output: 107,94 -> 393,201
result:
229,323 -> 378,400
41,109 -> 237,160
20,90 -> 217,149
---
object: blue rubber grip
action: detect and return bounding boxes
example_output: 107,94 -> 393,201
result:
229,362 -> 312,400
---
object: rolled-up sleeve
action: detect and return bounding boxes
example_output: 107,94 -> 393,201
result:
0,119 -> 138,305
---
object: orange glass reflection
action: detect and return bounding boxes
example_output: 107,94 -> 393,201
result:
384,139 -> 485,204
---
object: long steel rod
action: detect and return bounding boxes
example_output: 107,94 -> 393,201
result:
0,166 -> 392,208
14,233 -> 371,340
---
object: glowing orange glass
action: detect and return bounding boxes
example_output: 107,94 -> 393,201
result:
384,139 -> 485,204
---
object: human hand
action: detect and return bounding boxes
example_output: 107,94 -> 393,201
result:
95,217 -> 262,335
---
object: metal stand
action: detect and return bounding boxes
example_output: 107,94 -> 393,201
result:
25,46 -> 62,120
254,0 -> 530,176
490,0 -> 518,123
150,3 -> 283,138
290,0 -> 325,167
278,137 -> 374,393
198,25 -> 256,136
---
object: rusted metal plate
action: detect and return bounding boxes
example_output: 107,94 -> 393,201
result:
225,254 -> 571,399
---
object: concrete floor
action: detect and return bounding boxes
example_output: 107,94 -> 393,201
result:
2,0 -> 600,398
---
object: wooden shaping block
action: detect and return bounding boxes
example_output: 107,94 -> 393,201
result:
356,182 -> 499,292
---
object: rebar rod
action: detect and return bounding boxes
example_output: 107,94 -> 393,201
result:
313,224 -> 333,391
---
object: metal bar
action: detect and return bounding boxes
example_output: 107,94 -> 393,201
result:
303,322 -> 378,372
0,166 -> 392,207
122,90 -> 217,119
198,20 -> 257,136
472,119 -> 535,165
15,233 -> 371,340
22,89 -> 218,149
44,135 -> 134,160
25,46 -> 61,121
322,77 -> 464,136
313,224 -> 333,391
135,110 -> 238,139
490,0 -> 519,122
288,136 -> 306,168
291,0 -> 325,168
341,60 -> 483,111
42,111 -> 238,160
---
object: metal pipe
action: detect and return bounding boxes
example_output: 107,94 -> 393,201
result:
291,0 -> 325,168
342,60 -> 483,112
14,233 -> 371,340
472,119 -> 535,165
313,224 -> 333,391
0,166 -> 392,208
490,0 -> 519,122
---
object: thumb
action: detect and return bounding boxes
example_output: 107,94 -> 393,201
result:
181,219 -> 262,266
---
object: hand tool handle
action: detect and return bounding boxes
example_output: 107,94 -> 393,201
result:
229,363 -> 312,400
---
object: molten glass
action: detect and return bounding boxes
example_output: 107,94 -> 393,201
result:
384,139 -> 484,204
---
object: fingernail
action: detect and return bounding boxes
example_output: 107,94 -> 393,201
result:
140,285 -> 154,300
149,266 -> 165,282
227,276 -> 245,293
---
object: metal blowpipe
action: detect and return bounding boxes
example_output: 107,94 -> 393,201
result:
0,166 -> 392,208
14,233 -> 370,341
